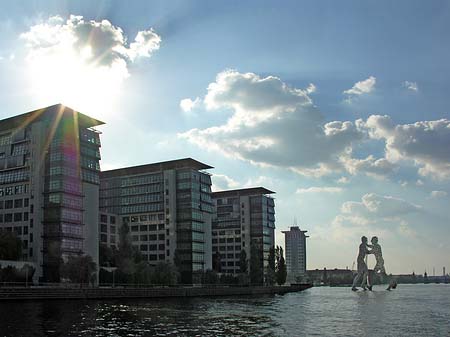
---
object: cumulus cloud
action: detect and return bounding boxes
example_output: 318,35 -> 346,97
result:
20,15 -> 160,114
362,115 -> 450,179
343,76 -> 376,101
306,83 -> 317,94
180,97 -> 201,113
180,70 -> 364,177
326,193 -> 422,242
341,155 -> 396,179
428,190 -> 448,199
22,15 -> 160,71
341,193 -> 422,218
296,186 -> 343,194
403,81 -> 418,92
211,173 -> 240,192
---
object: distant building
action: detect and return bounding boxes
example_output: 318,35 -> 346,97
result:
99,158 -> 213,283
0,104 -> 103,282
283,226 -> 308,282
307,268 -> 353,285
211,187 -> 275,282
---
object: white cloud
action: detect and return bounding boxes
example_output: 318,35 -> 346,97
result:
296,186 -> 343,194
180,97 -> 201,113
211,173 -> 240,192
362,115 -> 450,179
343,76 -> 376,100
20,15 -> 160,116
429,190 -> 448,199
306,83 -> 317,94
180,70 -> 364,177
341,193 -> 422,218
341,155 -> 396,179
403,81 -> 418,92
337,176 -> 350,184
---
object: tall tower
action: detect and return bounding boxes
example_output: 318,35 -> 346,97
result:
282,226 -> 308,283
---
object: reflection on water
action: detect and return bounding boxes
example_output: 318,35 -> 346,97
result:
0,284 -> 449,336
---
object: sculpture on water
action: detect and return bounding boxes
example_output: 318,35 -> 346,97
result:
351,235 -> 396,291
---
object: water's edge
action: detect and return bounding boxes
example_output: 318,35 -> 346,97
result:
0,283 -> 312,301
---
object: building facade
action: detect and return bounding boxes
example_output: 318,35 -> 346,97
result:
99,158 -> 213,283
211,188 -> 275,282
0,104 -> 103,282
283,226 -> 308,282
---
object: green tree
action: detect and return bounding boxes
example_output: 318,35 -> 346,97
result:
150,262 -> 178,285
115,222 -> 136,276
202,269 -> 218,285
250,243 -> 263,285
275,246 -> 287,285
61,254 -> 97,286
0,231 -> 22,260
239,249 -> 248,274
266,246 -> 276,285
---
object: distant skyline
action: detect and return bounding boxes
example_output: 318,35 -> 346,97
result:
1,0 -> 449,274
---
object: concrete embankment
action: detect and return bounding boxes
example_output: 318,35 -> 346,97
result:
0,284 -> 312,301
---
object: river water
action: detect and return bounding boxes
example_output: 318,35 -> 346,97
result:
0,284 -> 449,336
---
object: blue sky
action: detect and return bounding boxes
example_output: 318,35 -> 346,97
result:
1,0 -> 449,274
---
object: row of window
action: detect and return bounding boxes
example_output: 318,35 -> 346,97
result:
212,237 -> 242,244
131,234 -> 165,241
212,229 -> 242,236
216,245 -> 242,251
47,194 -> 83,209
0,169 -> 29,184
121,203 -> 163,214
0,225 -> 29,236
0,212 -> 29,223
99,224 -> 116,233
120,174 -> 163,188
130,224 -> 165,232
99,214 -> 116,224
49,166 -> 79,178
0,198 -> 29,209
82,169 -> 100,184
139,243 -> 165,251
0,184 -> 29,196
121,193 -> 162,205
81,157 -> 100,171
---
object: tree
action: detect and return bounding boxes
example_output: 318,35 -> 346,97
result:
239,249 -> 248,274
150,262 -> 178,285
266,246 -> 276,285
202,269 -> 218,285
99,244 -> 116,267
0,231 -> 22,260
250,243 -> 263,285
213,249 -> 222,273
275,246 -> 287,285
115,222 -> 136,276
61,254 -> 97,286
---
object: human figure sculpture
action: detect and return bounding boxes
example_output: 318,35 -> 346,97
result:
351,236 -> 371,291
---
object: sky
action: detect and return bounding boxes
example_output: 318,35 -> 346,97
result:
1,0 -> 449,274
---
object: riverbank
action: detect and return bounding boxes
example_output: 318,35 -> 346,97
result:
0,283 -> 312,301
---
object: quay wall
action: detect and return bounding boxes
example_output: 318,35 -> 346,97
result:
0,284 -> 312,301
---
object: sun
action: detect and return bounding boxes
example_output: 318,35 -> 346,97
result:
25,43 -> 126,119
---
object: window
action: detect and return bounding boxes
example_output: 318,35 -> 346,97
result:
158,244 -> 165,250
140,244 -> 148,251
100,214 -> 108,223
14,213 -> 22,221
140,225 -> 148,231
158,234 -> 165,240
4,213 -> 12,222
110,216 -> 116,224
149,244 -> 157,250
110,225 -> 116,234
158,254 -> 165,260
100,224 -> 108,233
24,198 -> 29,207
131,225 -> 139,232
100,234 -> 107,243
140,235 -> 148,241
158,223 -> 164,230
14,199 -> 23,208
0,201 -> 3,209
149,234 -> 157,241
5,200 -> 12,209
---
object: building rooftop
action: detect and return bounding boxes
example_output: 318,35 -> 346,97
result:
100,158 -> 213,178
212,187 -> 275,198
0,103 -> 105,132
282,226 -> 308,234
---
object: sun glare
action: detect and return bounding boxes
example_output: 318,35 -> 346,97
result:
25,44 -> 126,119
